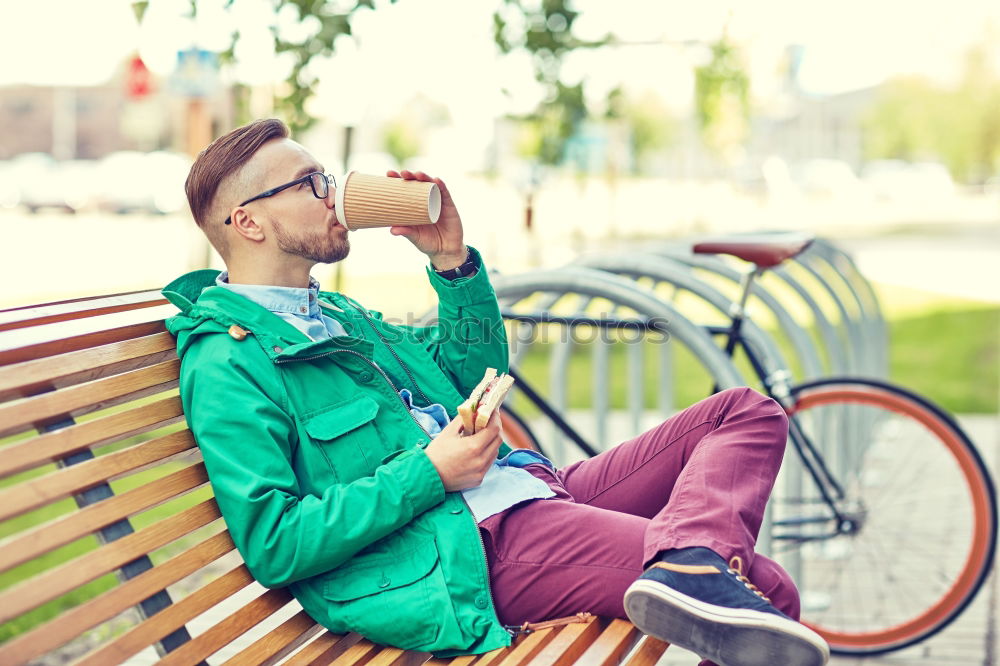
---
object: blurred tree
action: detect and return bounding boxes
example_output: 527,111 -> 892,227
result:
493,0 -> 610,166
189,0 -> 397,134
382,117 -> 421,165
605,87 -> 677,175
693,32 -> 750,163
863,43 -> 1000,183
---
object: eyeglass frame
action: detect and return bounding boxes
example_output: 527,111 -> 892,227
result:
223,171 -> 336,225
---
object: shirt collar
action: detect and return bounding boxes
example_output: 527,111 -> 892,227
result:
214,272 -> 323,317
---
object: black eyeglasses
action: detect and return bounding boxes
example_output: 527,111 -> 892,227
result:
224,172 -> 335,224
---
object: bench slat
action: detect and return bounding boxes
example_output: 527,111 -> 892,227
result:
524,616 -> 606,666
0,313 -> 171,366
0,529 -> 234,665
0,498 -> 221,623
0,395 -> 185,478
0,358 -> 180,438
0,463 -> 209,573
330,640 -> 383,666
0,429 -> 197,522
425,656 -> 476,666
622,637 -> 670,666
0,290 -> 166,332
284,631 -> 364,666
0,332 -> 177,400
571,619 -> 639,666
496,627 -> 558,666
366,646 -> 430,666
74,563 -> 255,666
221,610 -> 325,666
156,587 -> 296,666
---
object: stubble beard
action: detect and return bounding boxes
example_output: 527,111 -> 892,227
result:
272,218 -> 350,264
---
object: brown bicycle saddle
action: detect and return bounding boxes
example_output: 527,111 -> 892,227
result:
692,232 -> 815,269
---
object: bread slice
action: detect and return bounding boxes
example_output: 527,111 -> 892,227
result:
473,373 -> 515,432
457,368 -> 497,433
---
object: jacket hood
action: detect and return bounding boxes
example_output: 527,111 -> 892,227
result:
162,269 -> 311,357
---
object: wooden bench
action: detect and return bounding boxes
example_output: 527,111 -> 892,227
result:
0,291 -> 670,665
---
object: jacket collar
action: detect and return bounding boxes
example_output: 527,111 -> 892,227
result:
163,270 -> 375,360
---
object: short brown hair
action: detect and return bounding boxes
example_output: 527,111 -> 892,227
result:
185,118 -> 289,229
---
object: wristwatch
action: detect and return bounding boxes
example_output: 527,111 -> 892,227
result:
433,250 -> 478,280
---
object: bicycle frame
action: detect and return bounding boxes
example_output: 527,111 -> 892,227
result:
711,266 -> 854,545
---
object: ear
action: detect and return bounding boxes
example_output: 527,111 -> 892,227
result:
229,206 -> 266,243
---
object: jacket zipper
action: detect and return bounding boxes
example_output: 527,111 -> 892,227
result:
275,348 -> 430,436
346,299 -> 433,407
460,493 -> 510,638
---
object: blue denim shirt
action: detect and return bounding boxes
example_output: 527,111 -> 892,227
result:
215,273 -> 554,522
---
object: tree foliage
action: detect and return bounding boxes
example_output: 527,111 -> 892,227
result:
493,0 -> 610,166
863,44 -> 1000,183
605,87 -> 677,175
693,33 -> 749,161
183,0 -> 395,134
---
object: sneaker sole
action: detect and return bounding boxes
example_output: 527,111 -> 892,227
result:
624,579 -> 829,666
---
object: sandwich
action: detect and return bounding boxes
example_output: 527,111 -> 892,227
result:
456,368 -> 515,434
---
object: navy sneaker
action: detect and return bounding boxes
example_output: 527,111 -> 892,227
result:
623,548 -> 829,666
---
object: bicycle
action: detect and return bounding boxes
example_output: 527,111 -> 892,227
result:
497,232 -> 997,656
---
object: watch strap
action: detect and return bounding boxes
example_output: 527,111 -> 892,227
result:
433,250 -> 478,280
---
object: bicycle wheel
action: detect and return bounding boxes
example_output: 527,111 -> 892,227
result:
774,377 -> 997,655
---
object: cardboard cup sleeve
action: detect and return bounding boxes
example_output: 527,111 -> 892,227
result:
334,171 -> 441,231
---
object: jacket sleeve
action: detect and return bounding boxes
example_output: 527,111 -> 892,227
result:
179,336 -> 446,588
365,246 -> 509,397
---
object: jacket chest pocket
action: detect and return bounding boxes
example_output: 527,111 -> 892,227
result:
304,396 -> 381,482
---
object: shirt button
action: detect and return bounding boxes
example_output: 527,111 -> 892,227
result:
450,507 -> 463,514
272,346 -> 283,353
474,596 -> 488,609
378,574 -> 391,589
300,306 -> 307,314
358,371 -> 374,383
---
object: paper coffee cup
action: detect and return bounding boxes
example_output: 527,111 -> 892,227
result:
334,171 -> 441,231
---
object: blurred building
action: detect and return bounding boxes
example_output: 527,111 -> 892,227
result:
0,56 -> 233,160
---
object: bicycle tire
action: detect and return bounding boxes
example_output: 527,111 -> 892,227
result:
775,377 -> 997,655
499,407 -> 544,456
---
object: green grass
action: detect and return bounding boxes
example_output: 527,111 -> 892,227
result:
508,304 -> 999,417
888,305 -> 999,413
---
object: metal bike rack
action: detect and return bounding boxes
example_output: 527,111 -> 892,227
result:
576,253 -> 815,384
493,267 -> 744,464
801,239 -> 889,378
647,245 -> 850,376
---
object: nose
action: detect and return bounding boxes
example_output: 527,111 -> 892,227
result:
324,184 -> 336,209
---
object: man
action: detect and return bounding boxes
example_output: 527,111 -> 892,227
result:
163,118 -> 829,666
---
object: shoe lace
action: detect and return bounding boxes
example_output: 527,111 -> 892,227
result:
727,555 -> 772,603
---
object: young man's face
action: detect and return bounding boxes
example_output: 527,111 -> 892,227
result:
240,138 -> 350,265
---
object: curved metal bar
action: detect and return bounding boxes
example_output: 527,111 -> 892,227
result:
646,245 -> 845,376
806,239 -> 889,378
787,250 -> 867,375
493,267 -> 744,393
575,253 -> 799,385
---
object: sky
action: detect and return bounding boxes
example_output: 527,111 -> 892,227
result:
1,0 -> 998,121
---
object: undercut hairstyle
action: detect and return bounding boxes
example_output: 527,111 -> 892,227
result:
184,118 -> 290,256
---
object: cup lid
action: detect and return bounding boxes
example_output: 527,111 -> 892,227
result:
334,170 -> 355,230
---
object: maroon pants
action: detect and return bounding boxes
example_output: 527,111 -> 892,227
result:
481,387 -> 800,627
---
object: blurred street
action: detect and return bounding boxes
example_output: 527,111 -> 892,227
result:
1,183 -> 997,314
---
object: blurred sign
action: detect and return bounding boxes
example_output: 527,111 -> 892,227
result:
171,48 -> 219,98
126,55 -> 154,99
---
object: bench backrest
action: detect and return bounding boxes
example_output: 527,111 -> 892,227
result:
0,291 -> 669,666
0,291 -> 333,664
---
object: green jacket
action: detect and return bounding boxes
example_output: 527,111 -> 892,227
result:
162,247 -> 513,655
